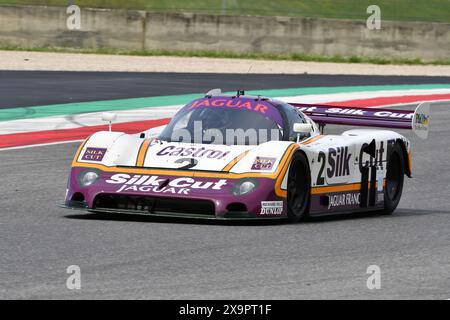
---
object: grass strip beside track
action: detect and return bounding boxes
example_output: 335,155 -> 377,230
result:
1,0 -> 450,23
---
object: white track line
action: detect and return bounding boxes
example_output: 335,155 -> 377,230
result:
0,105 -> 183,135
2,89 -> 450,135
0,139 -> 84,151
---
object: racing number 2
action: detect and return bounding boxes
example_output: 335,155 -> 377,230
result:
316,147 -> 352,186
316,151 -> 326,185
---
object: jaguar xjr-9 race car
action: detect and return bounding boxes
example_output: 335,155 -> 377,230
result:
63,89 -> 430,222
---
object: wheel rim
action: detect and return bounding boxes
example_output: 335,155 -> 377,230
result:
386,152 -> 401,200
288,161 -> 307,213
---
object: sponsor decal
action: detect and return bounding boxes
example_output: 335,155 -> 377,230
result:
358,140 -> 388,171
414,112 -> 430,133
82,147 -> 107,162
412,104 -> 430,139
322,108 -> 367,116
328,193 -> 361,209
326,147 -> 351,178
297,106 -> 414,119
316,146 -> 352,185
188,98 -> 269,113
156,145 -> 230,159
260,201 -> 283,215
372,111 -> 414,119
251,157 -> 276,171
105,173 -> 227,195
184,97 -> 284,126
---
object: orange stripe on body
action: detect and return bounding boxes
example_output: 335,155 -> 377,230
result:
136,139 -> 151,167
73,143 -> 299,181
302,135 -> 324,145
222,150 -> 250,172
72,163 -> 284,179
274,144 -> 300,198
71,138 -> 89,167
408,151 -> 413,175
311,180 -> 386,195
311,183 -> 361,195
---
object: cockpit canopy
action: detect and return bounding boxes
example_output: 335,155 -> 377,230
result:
158,95 -> 310,145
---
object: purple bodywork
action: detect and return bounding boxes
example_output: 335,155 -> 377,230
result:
65,167 -> 286,219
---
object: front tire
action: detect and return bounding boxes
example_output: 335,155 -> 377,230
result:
380,142 -> 405,215
287,152 -> 310,222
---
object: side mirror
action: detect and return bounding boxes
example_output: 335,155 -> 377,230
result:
293,123 -> 312,134
293,123 -> 312,142
101,112 -> 117,131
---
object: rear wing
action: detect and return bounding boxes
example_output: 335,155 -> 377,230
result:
291,102 -> 430,139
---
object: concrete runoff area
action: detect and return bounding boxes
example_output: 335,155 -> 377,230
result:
1,51 -> 450,76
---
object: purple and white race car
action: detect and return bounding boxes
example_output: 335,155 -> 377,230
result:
63,89 -> 429,222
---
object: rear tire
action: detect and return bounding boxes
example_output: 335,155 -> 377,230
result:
287,152 -> 310,223
380,142 -> 405,215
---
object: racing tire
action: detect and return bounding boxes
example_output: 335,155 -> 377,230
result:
287,152 -> 311,223
380,142 -> 405,215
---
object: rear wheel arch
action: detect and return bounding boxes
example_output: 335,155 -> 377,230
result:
381,141 -> 405,215
395,138 -> 412,178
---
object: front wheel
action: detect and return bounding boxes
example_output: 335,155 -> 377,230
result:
287,152 -> 311,223
380,142 -> 405,215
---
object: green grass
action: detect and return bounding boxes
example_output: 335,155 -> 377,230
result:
0,0 -> 450,23
2,45 -> 450,65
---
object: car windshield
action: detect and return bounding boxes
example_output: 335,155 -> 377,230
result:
159,104 -> 283,145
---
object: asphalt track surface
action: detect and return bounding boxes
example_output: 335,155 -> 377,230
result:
0,72 -> 449,299
1,71 -> 450,108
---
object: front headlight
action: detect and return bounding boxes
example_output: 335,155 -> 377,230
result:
233,180 -> 256,195
79,171 -> 99,187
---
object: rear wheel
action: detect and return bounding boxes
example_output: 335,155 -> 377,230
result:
287,152 -> 310,222
380,143 -> 405,215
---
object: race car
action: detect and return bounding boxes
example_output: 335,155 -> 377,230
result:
63,89 -> 430,222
